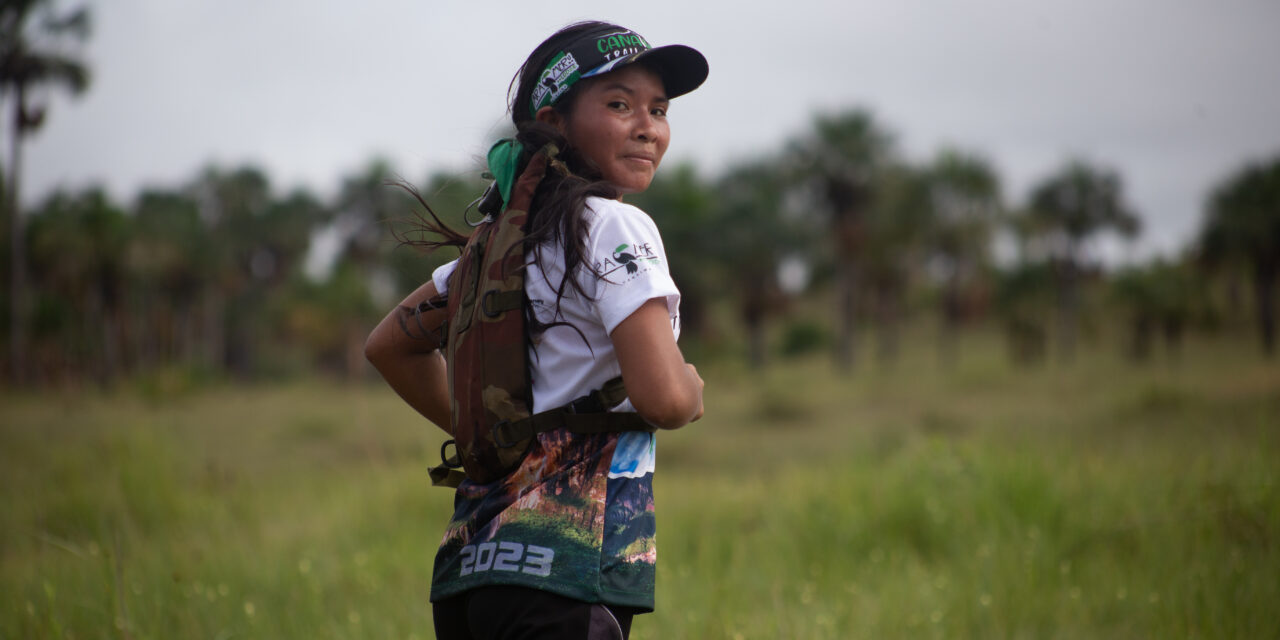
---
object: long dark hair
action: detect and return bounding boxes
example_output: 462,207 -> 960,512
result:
402,21 -> 624,309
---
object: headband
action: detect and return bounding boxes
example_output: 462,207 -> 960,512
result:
486,138 -> 524,209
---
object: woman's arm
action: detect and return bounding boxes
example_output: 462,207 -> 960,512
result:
610,298 -> 704,430
365,280 -> 453,433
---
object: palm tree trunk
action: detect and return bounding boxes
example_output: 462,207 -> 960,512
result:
741,278 -> 768,369
7,91 -> 29,384
1057,256 -> 1079,364
1254,259 -> 1277,357
876,280 -> 901,367
202,289 -> 225,372
938,274 -> 962,366
745,316 -> 766,370
835,257 -> 858,373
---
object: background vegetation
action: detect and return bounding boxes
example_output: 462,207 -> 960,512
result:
3,2 -> 1279,637
2,328 -> 1276,639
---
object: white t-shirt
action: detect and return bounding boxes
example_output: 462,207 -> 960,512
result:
432,196 -> 681,414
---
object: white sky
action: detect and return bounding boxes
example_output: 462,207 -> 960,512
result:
13,0 -> 1280,263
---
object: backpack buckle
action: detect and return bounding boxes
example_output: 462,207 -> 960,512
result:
492,419 -> 530,448
440,439 -> 462,468
566,391 -> 603,414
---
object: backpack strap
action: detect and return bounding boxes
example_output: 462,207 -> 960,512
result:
429,376 -> 654,488
496,375 -> 655,443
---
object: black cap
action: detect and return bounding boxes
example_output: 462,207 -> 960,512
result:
529,25 -> 708,116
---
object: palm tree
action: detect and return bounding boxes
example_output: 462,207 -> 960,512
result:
1110,258 -> 1202,362
1026,160 -> 1141,362
860,163 -> 933,366
190,165 -> 275,376
26,187 -> 128,383
1200,155 -> 1280,356
709,159 -> 810,368
131,188 -> 209,367
786,109 -> 895,372
330,158 -> 416,378
923,149 -> 1002,363
1,0 -> 91,382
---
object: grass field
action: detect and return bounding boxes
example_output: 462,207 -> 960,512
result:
2,330 -> 1277,639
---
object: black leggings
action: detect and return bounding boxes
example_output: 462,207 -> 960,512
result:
433,585 -> 635,640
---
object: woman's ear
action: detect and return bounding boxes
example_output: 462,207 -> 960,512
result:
535,106 -> 566,132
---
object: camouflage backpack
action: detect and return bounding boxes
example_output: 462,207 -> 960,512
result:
428,149 -> 654,488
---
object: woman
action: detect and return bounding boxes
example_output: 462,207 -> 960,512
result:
366,21 -> 707,639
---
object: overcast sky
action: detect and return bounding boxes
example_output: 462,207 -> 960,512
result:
13,0 -> 1280,263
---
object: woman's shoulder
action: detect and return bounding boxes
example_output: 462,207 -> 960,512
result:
583,196 -> 658,230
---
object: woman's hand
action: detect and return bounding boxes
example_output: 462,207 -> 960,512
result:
610,298 -> 704,429
365,280 -> 453,433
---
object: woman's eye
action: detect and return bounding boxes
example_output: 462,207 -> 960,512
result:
608,101 -> 628,111
651,107 -> 668,118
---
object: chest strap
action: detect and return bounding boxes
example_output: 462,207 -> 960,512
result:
429,376 -> 655,488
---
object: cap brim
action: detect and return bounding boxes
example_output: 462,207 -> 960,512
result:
583,44 -> 709,100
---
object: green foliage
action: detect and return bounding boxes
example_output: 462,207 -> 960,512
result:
1027,160 -> 1141,248
777,319 -> 829,358
994,261 -> 1054,364
0,0 -> 93,105
1200,154 -> 1280,355
7,102 -> 1274,383
1201,155 -> 1280,266
1110,258 -> 1209,360
8,158 -> 482,382
2,334 -> 1276,638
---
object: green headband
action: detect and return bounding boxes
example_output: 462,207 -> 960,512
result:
486,138 -> 524,210
485,139 -> 562,211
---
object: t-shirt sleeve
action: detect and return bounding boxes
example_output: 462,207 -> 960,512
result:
579,200 -> 681,335
432,259 -> 458,295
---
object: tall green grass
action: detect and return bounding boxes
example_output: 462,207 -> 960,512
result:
2,332 -> 1276,638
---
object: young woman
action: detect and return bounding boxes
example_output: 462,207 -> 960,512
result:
365,21 -> 708,639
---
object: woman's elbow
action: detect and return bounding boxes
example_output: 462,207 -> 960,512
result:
633,385 -> 702,430
364,328 -> 395,371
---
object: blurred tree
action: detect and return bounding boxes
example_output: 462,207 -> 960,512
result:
786,109 -> 895,372
862,163 -> 932,366
1026,160 -> 1140,362
130,188 -> 209,368
334,159 -> 409,270
709,159 -> 809,367
1,0 -> 91,382
190,165 -> 271,376
922,148 -> 1002,363
994,260 -> 1054,367
26,187 -> 128,383
1200,155 -> 1280,356
328,158 -> 416,378
1110,258 -> 1203,362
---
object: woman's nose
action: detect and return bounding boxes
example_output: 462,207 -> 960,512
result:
634,114 -> 655,141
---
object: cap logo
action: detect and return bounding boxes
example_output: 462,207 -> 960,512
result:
596,32 -> 649,60
530,52 -> 581,115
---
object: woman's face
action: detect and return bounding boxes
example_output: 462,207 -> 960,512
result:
541,65 -> 671,195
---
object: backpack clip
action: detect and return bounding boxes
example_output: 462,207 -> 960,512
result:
440,439 -> 462,468
492,419 -> 531,449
